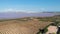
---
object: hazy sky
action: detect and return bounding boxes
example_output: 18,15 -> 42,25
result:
0,0 -> 60,13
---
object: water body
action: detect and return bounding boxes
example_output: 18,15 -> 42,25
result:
0,12 -> 59,19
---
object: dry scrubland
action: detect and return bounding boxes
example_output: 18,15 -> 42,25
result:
0,15 -> 60,34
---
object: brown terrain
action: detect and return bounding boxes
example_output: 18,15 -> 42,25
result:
0,18 -> 53,34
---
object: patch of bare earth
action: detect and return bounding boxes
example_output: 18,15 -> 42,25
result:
0,19 -> 53,34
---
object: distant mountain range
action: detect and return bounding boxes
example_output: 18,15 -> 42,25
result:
0,12 -> 60,19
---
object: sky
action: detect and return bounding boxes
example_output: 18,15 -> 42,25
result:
0,0 -> 60,13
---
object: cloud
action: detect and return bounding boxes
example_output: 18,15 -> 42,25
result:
0,8 -> 39,13
0,8 -> 25,12
4,8 -> 13,11
0,8 -> 47,13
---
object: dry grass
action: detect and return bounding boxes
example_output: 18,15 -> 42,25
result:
0,18 -> 53,34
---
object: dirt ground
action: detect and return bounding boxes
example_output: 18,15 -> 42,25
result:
0,19 -> 53,34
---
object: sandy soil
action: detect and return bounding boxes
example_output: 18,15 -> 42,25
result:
0,19 -> 53,34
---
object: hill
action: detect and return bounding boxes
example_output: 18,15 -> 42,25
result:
0,14 -> 60,34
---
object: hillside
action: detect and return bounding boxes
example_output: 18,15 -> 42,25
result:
0,15 -> 60,34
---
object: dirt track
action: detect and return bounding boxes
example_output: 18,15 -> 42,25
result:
0,20 -> 52,34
